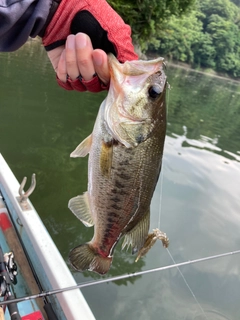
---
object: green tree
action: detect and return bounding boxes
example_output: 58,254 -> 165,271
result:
199,0 -> 238,22
156,9 -> 203,64
194,32 -> 216,68
107,0 -> 195,51
205,7 -> 240,75
155,0 -> 240,78
231,0 -> 240,5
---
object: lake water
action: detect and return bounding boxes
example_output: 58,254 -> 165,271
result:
1,39 -> 240,320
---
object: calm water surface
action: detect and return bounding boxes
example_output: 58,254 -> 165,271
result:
1,40 -> 240,320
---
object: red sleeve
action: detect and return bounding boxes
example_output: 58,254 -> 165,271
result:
42,0 -> 138,63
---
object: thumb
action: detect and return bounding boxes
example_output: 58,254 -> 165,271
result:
47,45 -> 65,73
92,50 -> 110,86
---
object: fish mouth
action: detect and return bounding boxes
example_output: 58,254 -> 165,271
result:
105,54 -> 166,146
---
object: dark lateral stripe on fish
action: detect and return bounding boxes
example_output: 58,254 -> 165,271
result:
119,159 -> 130,166
110,188 -> 127,195
115,180 -> 124,189
119,189 -> 128,196
102,227 -> 117,246
110,196 -> 121,203
103,228 -> 114,237
115,172 -> 131,180
111,204 -> 121,210
107,223 -> 114,229
106,214 -> 119,225
108,212 -> 119,218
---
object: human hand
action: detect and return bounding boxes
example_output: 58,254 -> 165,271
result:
47,33 -> 110,88
42,0 -> 138,92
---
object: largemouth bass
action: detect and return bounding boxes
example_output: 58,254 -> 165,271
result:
68,54 -> 168,275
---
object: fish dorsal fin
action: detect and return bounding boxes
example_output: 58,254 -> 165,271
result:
70,134 -> 92,158
68,192 -> 94,227
100,141 -> 113,177
122,209 -> 150,254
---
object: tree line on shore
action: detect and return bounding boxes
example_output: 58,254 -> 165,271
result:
108,0 -> 240,78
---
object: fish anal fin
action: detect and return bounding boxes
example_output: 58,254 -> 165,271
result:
70,134 -> 92,158
122,209 -> 150,254
68,192 -> 94,227
100,140 -> 114,177
69,243 -> 112,275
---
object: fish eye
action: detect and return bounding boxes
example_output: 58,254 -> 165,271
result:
148,85 -> 162,99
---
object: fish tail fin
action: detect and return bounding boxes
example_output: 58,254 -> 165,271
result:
69,243 -> 112,275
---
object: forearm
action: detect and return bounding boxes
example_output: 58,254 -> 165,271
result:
0,0 -> 51,52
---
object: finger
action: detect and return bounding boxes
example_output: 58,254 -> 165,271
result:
65,35 -> 79,80
57,49 -> 67,82
75,33 -> 95,81
92,49 -> 110,85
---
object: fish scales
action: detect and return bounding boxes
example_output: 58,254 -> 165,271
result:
68,54 -> 168,274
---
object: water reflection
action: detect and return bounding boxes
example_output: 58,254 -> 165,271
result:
163,130 -> 240,256
1,41 -> 240,319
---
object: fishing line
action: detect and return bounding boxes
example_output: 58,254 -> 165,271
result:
1,249 -> 240,306
167,249 -> 208,319
156,80 -> 170,230
157,163 -> 164,230
157,83 -> 207,318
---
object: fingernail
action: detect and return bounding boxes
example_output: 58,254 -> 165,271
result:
76,33 -> 87,48
67,35 -> 75,49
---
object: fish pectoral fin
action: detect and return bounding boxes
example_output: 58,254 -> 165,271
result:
70,134 -> 92,158
122,208 -> 150,254
100,140 -> 113,177
68,192 -> 94,227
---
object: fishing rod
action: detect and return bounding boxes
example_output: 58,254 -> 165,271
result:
1,248 -> 240,307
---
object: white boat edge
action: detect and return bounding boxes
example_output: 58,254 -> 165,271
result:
0,153 -> 96,320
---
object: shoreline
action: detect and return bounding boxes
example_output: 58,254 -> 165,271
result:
167,61 -> 240,83
146,52 -> 240,83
